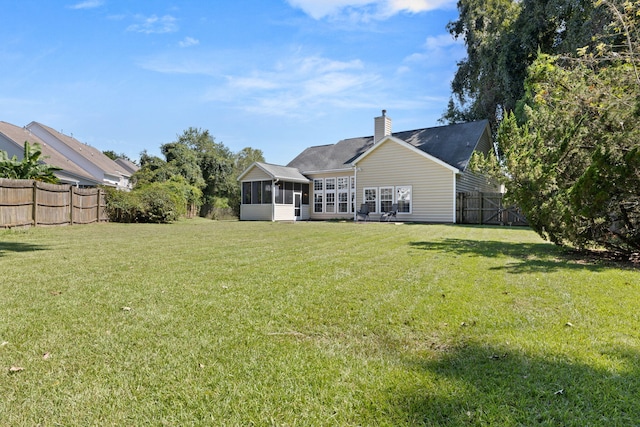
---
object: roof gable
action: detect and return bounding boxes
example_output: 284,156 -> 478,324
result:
352,135 -> 460,173
26,122 -> 128,178
287,120 -> 490,173
238,162 -> 310,183
0,121 -> 98,184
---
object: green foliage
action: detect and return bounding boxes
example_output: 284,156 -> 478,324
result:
0,141 -> 61,183
104,179 -> 201,223
102,150 -> 131,161
474,0 -> 640,255
445,0 -> 610,128
132,128 -> 264,218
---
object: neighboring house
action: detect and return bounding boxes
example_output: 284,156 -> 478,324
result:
239,111 -> 501,222
25,121 -> 132,190
114,157 -> 139,176
0,121 -> 101,186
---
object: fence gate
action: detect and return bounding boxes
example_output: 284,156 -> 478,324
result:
456,192 -> 527,226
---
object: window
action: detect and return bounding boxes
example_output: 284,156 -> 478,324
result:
284,182 -> 294,204
274,183 -> 283,204
326,192 -> 335,213
252,181 -> 262,204
325,178 -> 336,213
337,177 -> 349,213
396,186 -> 412,213
242,182 -> 251,204
314,179 -> 323,192
337,177 -> 348,191
350,177 -> 355,212
364,188 -> 377,213
338,192 -> 349,213
302,183 -> 309,205
314,193 -> 323,213
325,178 -> 336,191
262,181 -> 272,204
380,187 -> 394,213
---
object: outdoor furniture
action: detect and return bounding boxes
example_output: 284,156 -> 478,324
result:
356,204 -> 370,221
380,203 -> 398,222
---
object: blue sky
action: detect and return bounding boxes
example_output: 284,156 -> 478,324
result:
1,0 -> 464,165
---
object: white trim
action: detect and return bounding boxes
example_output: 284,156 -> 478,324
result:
363,187 -> 377,214
395,185 -> 413,214
300,167 -> 353,175
452,173 -> 457,223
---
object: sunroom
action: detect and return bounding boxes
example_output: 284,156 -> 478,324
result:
238,162 -> 311,221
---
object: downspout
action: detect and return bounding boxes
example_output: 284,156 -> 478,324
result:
353,165 -> 358,222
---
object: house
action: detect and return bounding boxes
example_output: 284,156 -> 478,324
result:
0,121 -> 101,186
238,111 -> 501,222
25,121 -> 133,189
0,120 -> 136,189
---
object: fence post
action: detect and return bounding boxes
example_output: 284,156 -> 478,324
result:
32,180 -> 38,227
69,186 -> 74,225
478,192 -> 483,225
96,188 -> 101,223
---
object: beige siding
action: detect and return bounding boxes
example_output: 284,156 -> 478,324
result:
242,166 -> 271,182
356,141 -> 456,222
457,169 -> 502,193
457,129 -> 502,194
307,171 -> 355,221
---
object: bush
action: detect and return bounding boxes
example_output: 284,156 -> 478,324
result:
105,180 -> 201,223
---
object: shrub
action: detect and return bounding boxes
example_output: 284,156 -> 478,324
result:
105,180 -> 201,223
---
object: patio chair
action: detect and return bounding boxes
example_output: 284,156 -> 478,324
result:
380,203 -> 398,222
356,204 -> 370,222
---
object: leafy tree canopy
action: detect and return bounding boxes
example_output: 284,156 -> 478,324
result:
132,128 -> 264,217
445,0 -> 612,129
473,0 -> 640,255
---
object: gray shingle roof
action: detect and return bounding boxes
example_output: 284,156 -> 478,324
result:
0,121 -> 99,184
28,122 -> 128,178
287,120 -> 490,173
244,162 -> 310,183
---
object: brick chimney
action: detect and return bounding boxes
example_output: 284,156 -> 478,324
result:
374,109 -> 391,143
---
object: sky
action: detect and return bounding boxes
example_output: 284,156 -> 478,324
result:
1,0 -> 465,166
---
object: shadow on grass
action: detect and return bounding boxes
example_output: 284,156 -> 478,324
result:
393,340 -> 640,425
0,241 -> 49,257
409,239 -> 608,273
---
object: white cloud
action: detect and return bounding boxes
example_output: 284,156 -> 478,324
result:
127,15 -> 178,34
397,32 -> 463,74
285,0 -> 455,20
68,0 -> 104,10
201,53 -> 380,117
179,37 -> 199,48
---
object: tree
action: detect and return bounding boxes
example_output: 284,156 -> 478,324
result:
445,0 -> 611,130
0,141 -> 61,183
475,0 -> 640,255
103,150 -> 131,161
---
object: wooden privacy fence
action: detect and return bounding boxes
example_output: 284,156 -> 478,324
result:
457,192 -> 528,226
0,178 -> 108,228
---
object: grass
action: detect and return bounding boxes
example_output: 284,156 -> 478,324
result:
1,219 -> 639,426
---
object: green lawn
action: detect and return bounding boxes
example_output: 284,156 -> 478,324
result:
1,219 -> 638,426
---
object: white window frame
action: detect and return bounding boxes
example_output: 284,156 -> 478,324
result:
380,186 -> 394,213
396,185 -> 412,214
364,187 -> 377,214
337,177 -> 349,213
314,192 -> 323,213
325,178 -> 336,213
